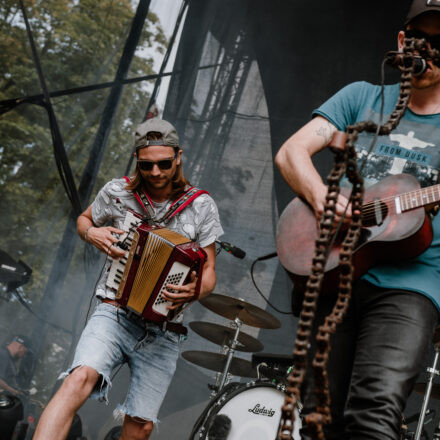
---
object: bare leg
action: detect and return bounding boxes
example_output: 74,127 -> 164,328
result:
120,414 -> 154,440
33,366 -> 99,440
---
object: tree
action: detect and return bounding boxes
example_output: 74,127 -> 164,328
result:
0,0 -> 167,403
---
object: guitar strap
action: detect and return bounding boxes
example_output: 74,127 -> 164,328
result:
123,176 -> 208,224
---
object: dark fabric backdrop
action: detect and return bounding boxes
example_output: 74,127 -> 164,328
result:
146,1 -> 435,439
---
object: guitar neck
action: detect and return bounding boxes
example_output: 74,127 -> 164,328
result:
396,184 -> 440,213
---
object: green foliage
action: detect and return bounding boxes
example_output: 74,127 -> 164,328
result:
0,0 -> 167,295
0,0 -> 168,399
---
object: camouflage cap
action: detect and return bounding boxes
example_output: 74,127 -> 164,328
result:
135,118 -> 180,151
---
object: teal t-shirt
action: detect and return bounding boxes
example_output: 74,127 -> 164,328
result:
313,81 -> 440,312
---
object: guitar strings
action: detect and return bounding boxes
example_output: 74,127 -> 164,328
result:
335,54 -> 440,227
347,184 -> 440,224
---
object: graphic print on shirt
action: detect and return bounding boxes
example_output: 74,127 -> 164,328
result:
354,109 -> 440,188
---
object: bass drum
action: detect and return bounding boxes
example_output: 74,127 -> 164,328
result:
207,381 -> 301,440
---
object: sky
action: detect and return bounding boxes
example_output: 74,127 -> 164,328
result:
144,0 -> 187,114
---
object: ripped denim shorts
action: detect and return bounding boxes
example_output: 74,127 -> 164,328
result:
59,302 -> 184,424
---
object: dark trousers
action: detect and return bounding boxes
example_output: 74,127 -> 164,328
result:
300,279 -> 438,440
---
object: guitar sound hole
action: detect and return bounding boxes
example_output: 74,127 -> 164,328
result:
361,201 -> 388,228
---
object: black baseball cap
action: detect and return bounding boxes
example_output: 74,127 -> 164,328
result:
12,335 -> 32,351
405,0 -> 440,25
135,118 -> 180,151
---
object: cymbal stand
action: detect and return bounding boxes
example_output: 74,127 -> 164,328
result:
218,317 -> 242,392
414,343 -> 440,440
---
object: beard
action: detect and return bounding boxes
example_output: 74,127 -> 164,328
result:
412,64 -> 440,89
143,174 -> 173,191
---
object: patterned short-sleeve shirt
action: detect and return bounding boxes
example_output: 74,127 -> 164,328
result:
91,178 -> 223,300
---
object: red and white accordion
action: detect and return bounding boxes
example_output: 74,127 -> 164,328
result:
106,211 -> 207,323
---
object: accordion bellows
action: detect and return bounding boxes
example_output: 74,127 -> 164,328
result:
106,212 -> 206,323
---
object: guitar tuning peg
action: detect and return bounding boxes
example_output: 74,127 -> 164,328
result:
429,205 -> 440,217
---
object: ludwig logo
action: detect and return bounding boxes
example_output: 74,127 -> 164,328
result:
248,403 -> 276,417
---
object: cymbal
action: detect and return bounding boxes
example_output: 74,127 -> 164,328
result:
182,350 -> 258,378
414,382 -> 440,400
199,294 -> 281,329
189,321 -> 264,352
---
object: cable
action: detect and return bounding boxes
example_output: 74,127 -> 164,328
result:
250,253 -> 293,315
10,288 -> 72,334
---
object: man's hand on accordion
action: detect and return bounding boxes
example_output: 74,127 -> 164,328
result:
86,226 -> 126,259
163,271 -> 198,310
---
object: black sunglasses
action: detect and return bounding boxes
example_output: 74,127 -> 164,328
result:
405,29 -> 440,51
137,151 -> 178,171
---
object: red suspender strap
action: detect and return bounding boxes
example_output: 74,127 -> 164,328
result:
123,177 -> 209,223
164,188 -> 209,221
123,176 -> 155,219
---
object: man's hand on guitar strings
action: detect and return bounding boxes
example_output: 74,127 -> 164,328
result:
313,189 -> 354,233
86,226 -> 126,259
163,271 -> 198,309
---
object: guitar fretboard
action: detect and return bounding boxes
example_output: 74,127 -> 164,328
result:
398,184 -> 440,212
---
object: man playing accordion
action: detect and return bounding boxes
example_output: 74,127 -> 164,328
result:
34,118 -> 223,440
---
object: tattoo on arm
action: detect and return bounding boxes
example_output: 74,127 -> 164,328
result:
315,121 -> 335,145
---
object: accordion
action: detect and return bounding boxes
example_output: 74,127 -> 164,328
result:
106,211 -> 207,323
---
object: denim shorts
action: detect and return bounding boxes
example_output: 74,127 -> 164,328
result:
59,302 -> 184,424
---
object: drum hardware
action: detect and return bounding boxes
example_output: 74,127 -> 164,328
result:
414,327 -> 440,440
181,350 -> 258,380
433,419 -> 440,440
189,321 -> 264,353
401,410 -> 433,440
187,293 -> 282,439
199,294 -> 281,329
185,318 -> 261,396
219,317 -> 242,391
252,353 -> 294,384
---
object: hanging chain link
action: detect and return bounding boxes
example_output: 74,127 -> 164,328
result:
277,37 -> 438,440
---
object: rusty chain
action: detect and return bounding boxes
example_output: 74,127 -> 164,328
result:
277,37 -> 439,440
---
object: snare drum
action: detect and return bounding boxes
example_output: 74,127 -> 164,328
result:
207,381 -> 301,440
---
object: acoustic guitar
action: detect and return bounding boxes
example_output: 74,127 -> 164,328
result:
276,173 -> 436,293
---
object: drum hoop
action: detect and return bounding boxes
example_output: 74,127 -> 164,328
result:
217,380 -> 283,405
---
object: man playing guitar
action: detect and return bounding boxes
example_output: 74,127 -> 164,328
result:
275,1 -> 440,438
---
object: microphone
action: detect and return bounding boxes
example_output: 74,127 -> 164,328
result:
216,240 -> 246,259
385,52 -> 427,76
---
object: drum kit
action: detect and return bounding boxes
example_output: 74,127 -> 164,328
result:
182,293 -> 302,440
403,326 -> 440,440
